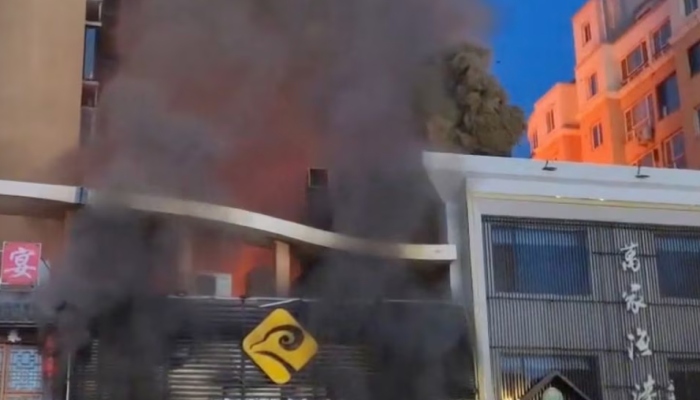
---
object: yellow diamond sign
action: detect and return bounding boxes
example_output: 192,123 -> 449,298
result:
242,308 -> 318,385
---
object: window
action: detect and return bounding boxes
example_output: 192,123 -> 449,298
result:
663,132 -> 687,168
637,152 -> 656,167
655,235 -> 700,298
591,123 -> 603,149
652,20 -> 672,57
621,42 -> 649,81
669,359 -> 700,400
624,94 -> 654,141
545,110 -> 555,133
531,131 -> 539,149
581,23 -> 592,44
685,0 -> 699,15
490,226 -> 590,296
0,346 -> 43,398
500,355 -> 600,400
688,41 -> 700,75
307,168 -> 329,188
694,106 -> 700,134
83,27 -> 98,81
587,73 -> 598,98
656,73 -> 680,118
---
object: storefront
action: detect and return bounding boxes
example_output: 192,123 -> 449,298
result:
67,297 -> 474,400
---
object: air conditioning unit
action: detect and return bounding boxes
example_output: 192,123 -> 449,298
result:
636,124 -> 653,143
193,272 -> 232,297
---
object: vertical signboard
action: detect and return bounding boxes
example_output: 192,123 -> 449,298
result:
0,242 -> 41,287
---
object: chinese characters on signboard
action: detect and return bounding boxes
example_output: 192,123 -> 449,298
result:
0,242 -> 41,287
620,243 -> 674,400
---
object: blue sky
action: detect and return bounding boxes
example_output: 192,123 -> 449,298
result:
488,0 -> 588,157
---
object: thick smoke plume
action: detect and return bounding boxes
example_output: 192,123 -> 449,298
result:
37,1 -> 490,400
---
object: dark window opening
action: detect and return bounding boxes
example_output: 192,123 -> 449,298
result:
655,235 -> 700,298
307,168 -> 329,189
688,41 -> 700,75
490,225 -> 591,296
669,359 -> 700,400
656,73 -> 680,118
663,133 -> 687,169
652,20 -> 671,57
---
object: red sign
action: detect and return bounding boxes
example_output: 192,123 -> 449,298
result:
0,242 -> 41,286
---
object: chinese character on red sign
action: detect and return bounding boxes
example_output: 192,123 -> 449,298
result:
1,242 -> 41,286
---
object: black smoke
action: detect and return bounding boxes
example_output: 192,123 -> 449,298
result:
35,1 -> 489,400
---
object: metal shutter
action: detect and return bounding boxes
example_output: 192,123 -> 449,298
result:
69,298 -> 474,400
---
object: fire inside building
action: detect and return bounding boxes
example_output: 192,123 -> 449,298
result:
0,155 -> 695,400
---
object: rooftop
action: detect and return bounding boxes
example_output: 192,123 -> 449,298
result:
423,153 -> 700,210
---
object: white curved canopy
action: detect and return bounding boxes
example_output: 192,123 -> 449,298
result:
0,180 -> 456,263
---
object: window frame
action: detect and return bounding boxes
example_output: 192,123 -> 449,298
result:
624,94 -> 655,141
651,19 -> 672,58
531,130 -> 539,149
545,109 -> 555,133
655,72 -> 680,119
663,132 -> 687,169
636,151 -> 657,167
489,225 -> 592,297
82,27 -> 99,81
688,40 -> 700,76
685,0 -> 699,16
621,41 -> 649,81
587,73 -> 598,98
581,22 -> 592,44
591,122 -> 603,149
655,234 -> 700,299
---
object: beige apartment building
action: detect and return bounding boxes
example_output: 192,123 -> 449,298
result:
528,0 -> 700,169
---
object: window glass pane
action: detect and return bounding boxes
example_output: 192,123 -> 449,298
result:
83,28 -> 98,80
688,43 -> 700,74
6,347 -> 42,393
653,22 -> 671,53
656,235 -> 700,298
657,74 -> 680,116
673,134 -> 685,157
491,227 -> 590,295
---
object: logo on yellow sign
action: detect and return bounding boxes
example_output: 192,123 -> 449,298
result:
242,308 -> 318,385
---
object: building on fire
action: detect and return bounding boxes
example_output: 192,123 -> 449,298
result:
0,154 -> 697,400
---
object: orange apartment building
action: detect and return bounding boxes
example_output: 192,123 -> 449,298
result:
529,0 -> 700,169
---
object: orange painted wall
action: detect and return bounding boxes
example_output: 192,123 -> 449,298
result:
618,58 -> 680,165
578,98 -> 623,165
674,22 -> 700,170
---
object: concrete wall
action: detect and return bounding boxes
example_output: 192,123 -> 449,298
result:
0,0 -> 85,183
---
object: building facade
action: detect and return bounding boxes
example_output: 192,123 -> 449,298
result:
528,0 -> 700,169
426,153 -> 700,400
